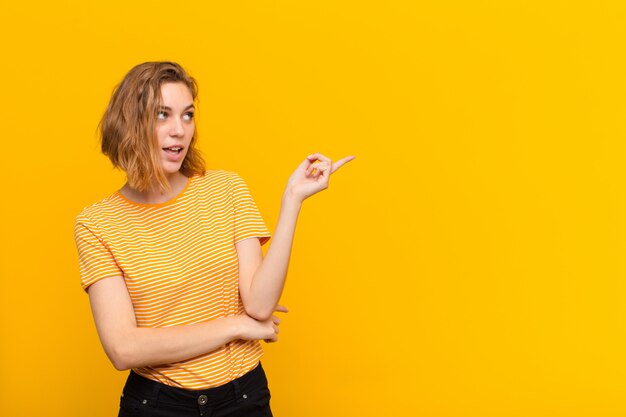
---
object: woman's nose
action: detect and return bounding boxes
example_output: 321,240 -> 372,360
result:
169,117 -> 185,137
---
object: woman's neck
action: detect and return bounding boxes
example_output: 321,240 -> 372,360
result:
120,171 -> 189,205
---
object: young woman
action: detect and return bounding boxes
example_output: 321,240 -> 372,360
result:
73,61 -> 354,416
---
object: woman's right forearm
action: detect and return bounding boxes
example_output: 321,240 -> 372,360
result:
87,277 -> 276,372
113,316 -> 242,371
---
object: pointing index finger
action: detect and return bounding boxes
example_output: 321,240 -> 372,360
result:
331,155 -> 356,174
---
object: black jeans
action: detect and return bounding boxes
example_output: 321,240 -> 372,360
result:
118,362 -> 273,417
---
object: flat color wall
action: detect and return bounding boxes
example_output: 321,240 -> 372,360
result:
2,1 -> 626,416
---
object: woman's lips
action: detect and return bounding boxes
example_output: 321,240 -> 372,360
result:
163,147 -> 184,161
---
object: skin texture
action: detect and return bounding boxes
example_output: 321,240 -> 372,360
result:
87,81 -> 356,370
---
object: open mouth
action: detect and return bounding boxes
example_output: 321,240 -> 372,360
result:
163,147 -> 183,154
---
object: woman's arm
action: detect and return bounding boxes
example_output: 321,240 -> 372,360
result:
237,153 -> 355,321
237,194 -> 301,321
88,275 -> 282,371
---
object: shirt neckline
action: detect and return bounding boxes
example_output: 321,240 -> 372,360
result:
114,175 -> 194,208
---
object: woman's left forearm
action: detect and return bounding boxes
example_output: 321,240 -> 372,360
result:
247,192 -> 302,319
245,152 -> 355,320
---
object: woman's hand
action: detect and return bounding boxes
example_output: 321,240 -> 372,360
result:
285,153 -> 356,203
237,305 -> 288,343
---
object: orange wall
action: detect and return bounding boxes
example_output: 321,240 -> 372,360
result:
2,1 -> 626,416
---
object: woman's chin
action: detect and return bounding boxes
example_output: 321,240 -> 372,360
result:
162,162 -> 184,176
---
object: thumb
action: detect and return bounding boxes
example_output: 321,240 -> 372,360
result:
296,155 -> 314,170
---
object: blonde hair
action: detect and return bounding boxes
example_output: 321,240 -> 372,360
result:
99,61 -> 205,193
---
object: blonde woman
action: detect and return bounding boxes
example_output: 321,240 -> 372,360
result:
74,61 -> 354,416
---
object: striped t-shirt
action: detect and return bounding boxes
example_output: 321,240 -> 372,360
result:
73,170 -> 272,389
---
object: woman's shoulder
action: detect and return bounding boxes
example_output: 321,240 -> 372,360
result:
195,169 -> 244,188
74,191 -> 123,227
200,168 -> 240,179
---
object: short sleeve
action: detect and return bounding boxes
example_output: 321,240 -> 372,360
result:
74,214 -> 124,292
231,172 -> 272,246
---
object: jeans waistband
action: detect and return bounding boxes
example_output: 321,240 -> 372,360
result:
122,362 -> 264,408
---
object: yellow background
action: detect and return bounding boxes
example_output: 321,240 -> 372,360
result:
1,1 -> 625,416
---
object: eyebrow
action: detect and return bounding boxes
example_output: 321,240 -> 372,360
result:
158,104 -> 195,111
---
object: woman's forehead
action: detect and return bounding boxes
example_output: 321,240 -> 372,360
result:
160,82 -> 193,105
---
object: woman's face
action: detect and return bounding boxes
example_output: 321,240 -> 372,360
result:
155,82 -> 195,177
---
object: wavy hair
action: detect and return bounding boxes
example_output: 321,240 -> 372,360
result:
98,61 -> 205,193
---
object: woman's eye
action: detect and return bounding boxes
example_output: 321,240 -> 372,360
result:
157,111 -> 193,121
